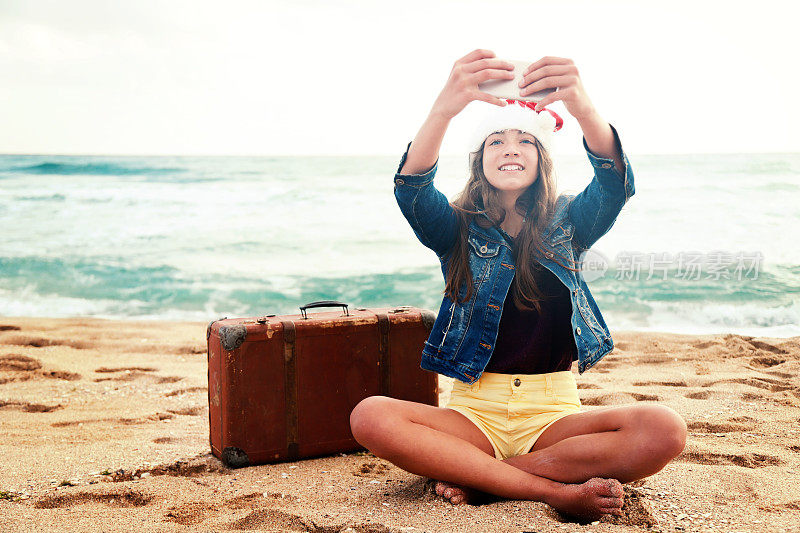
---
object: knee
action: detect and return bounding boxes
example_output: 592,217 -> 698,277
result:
349,395 -> 395,448
633,405 -> 688,459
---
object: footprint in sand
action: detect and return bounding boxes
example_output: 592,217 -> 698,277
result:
747,339 -> 789,354
51,412 -> 174,427
95,366 -> 157,373
632,380 -> 689,387
576,383 -> 603,390
0,399 -> 62,412
164,493 -> 295,527
353,461 -> 392,478
0,325 -> 22,331
165,386 -> 207,397
34,489 -> 152,509
223,509 -> 312,531
174,344 -> 207,355
167,405 -> 206,416
0,354 -> 41,371
691,340 -> 719,349
687,420 -> 754,433
764,370 -> 794,379
758,501 -> 800,513
581,392 -> 660,406
157,376 -> 183,384
0,334 -> 92,350
749,355 -> 787,368
0,354 -> 80,383
704,335 -> 791,358
685,390 -> 712,399
224,508 -> 385,533
165,501 -> 217,526
678,449 -> 783,468
709,377 -> 794,393
635,356 -> 668,365
93,367 -> 182,384
109,456 -> 229,482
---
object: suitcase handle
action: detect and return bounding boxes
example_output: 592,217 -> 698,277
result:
299,300 -> 350,319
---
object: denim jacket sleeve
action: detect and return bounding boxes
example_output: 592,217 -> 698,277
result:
568,123 -> 635,251
393,142 -> 459,259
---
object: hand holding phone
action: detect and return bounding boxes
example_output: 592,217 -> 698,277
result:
478,60 -> 557,102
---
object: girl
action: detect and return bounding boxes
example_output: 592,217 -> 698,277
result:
350,49 -> 687,522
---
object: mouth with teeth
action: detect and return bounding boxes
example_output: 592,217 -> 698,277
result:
498,164 -> 525,172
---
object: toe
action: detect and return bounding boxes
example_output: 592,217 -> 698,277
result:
599,495 -> 623,508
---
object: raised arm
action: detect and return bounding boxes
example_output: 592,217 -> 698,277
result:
394,49 -> 514,258
568,119 -> 634,250
518,56 -> 635,250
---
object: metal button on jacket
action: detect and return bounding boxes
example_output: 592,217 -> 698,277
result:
480,245 -> 488,254
513,378 -> 521,386
396,179 -> 404,185
601,163 -> 612,169
576,326 -> 582,335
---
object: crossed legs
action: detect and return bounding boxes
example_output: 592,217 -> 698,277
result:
349,396 -> 687,520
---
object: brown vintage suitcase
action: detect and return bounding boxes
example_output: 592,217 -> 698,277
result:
207,301 -> 438,467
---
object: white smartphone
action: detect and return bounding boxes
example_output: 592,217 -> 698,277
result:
478,60 -> 557,102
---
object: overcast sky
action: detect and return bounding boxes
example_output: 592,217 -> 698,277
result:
1,0 -> 798,156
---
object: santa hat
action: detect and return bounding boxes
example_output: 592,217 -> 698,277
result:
468,99 -> 563,155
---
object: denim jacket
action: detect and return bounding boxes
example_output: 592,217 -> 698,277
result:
393,124 -> 634,384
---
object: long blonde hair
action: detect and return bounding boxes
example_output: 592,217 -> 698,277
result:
443,136 -> 580,313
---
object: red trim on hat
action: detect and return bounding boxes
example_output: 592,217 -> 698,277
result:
505,99 -> 563,132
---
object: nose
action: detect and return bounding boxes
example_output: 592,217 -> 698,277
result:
504,146 -> 520,157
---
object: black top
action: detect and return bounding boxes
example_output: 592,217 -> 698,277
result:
483,230 -> 577,374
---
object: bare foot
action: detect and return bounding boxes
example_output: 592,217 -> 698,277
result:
434,480 -> 472,505
547,477 -> 625,522
432,480 -> 498,506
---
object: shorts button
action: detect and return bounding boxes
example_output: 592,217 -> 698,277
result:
396,179 -> 405,185
576,326 -> 582,335
513,378 -> 521,386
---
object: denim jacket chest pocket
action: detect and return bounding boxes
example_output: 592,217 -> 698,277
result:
544,221 -> 577,261
467,234 -> 501,283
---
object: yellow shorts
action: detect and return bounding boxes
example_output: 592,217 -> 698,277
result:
445,370 -> 582,460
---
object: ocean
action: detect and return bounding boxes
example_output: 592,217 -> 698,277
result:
1,152 -> 798,337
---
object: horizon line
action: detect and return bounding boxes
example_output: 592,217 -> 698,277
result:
2,150 -> 799,158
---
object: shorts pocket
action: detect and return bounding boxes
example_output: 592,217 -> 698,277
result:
551,387 -> 581,408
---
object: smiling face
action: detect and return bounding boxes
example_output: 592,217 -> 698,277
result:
481,129 -> 540,195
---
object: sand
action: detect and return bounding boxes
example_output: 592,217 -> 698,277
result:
0,316 -> 799,532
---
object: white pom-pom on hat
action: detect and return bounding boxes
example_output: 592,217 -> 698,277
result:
468,99 -> 563,155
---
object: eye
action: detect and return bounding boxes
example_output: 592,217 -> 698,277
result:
522,139 -> 535,144
488,139 -> 502,146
